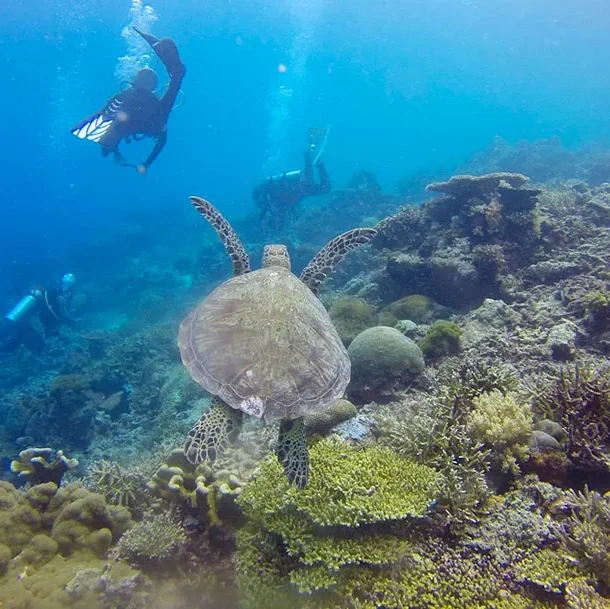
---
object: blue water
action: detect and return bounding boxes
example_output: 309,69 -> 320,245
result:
1,0 -> 610,279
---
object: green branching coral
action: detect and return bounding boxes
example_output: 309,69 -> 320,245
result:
116,511 -> 186,563
558,487 -> 610,588
239,437 -> 440,529
466,389 -> 533,474
235,437 -> 440,606
513,548 -> 586,595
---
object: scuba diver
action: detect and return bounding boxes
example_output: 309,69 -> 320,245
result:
253,127 -> 332,231
71,27 -> 186,174
0,274 -> 76,354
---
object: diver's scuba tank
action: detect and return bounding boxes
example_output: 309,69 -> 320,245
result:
268,170 -> 301,183
4,290 -> 42,323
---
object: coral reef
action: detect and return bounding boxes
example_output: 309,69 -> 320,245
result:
236,437 -> 440,606
419,320 -> 462,359
148,448 -> 244,525
116,511 -> 186,563
303,398 -> 357,435
328,295 -> 376,345
11,447 -> 78,486
466,389 -> 533,474
347,326 -> 424,399
535,364 -> 610,475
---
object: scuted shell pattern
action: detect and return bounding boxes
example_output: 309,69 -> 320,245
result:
179,268 -> 350,422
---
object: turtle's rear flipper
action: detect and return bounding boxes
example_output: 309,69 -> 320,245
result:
300,228 -> 378,296
184,397 -> 242,464
276,418 -> 309,489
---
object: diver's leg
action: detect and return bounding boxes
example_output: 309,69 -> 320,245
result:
302,150 -> 314,184
133,27 -> 185,79
316,161 -> 332,193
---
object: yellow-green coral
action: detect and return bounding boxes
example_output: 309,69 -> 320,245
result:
513,548 -> 587,594
10,448 -> 78,486
466,390 -> 533,473
419,320 -> 462,359
148,448 -> 244,525
239,437 -> 440,529
383,294 -> 435,323
236,437 -> 440,606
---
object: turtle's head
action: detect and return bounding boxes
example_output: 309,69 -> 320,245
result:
262,244 -> 291,270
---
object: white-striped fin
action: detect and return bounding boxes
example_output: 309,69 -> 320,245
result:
71,113 -> 114,142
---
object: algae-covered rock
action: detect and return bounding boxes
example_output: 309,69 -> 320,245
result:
329,295 -> 376,346
419,320 -> 462,359
348,326 -> 424,396
304,398 -> 357,434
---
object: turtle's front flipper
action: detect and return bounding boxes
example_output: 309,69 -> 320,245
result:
276,418 -> 309,489
300,228 -> 378,296
184,397 -> 243,464
189,196 -> 251,276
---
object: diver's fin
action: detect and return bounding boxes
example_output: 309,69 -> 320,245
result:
71,113 -> 113,143
71,97 -> 122,143
132,26 -> 160,48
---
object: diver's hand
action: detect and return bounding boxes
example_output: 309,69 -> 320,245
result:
137,164 -> 147,175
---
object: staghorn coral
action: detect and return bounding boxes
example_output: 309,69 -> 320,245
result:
557,486 -> 610,588
535,363 -> 610,474
466,389 -> 533,474
83,459 -> 153,516
11,447 -> 78,486
116,511 -> 186,563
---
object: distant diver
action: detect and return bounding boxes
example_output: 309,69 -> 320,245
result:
71,27 -> 186,174
253,127 -> 332,231
0,273 -> 76,354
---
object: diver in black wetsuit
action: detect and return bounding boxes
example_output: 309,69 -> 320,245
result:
71,27 -> 186,174
0,274 -> 76,354
253,148 -> 332,231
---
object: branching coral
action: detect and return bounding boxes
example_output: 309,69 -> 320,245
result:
235,437 -> 440,606
116,511 -> 186,563
466,389 -> 533,474
557,486 -> 610,588
83,459 -> 155,521
535,363 -> 610,473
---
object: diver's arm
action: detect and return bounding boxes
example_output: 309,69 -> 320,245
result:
140,130 -> 168,170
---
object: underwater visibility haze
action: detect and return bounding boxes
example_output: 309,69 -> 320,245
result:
1,0 -> 610,608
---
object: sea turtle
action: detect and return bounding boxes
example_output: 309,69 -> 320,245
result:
179,196 -> 377,488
